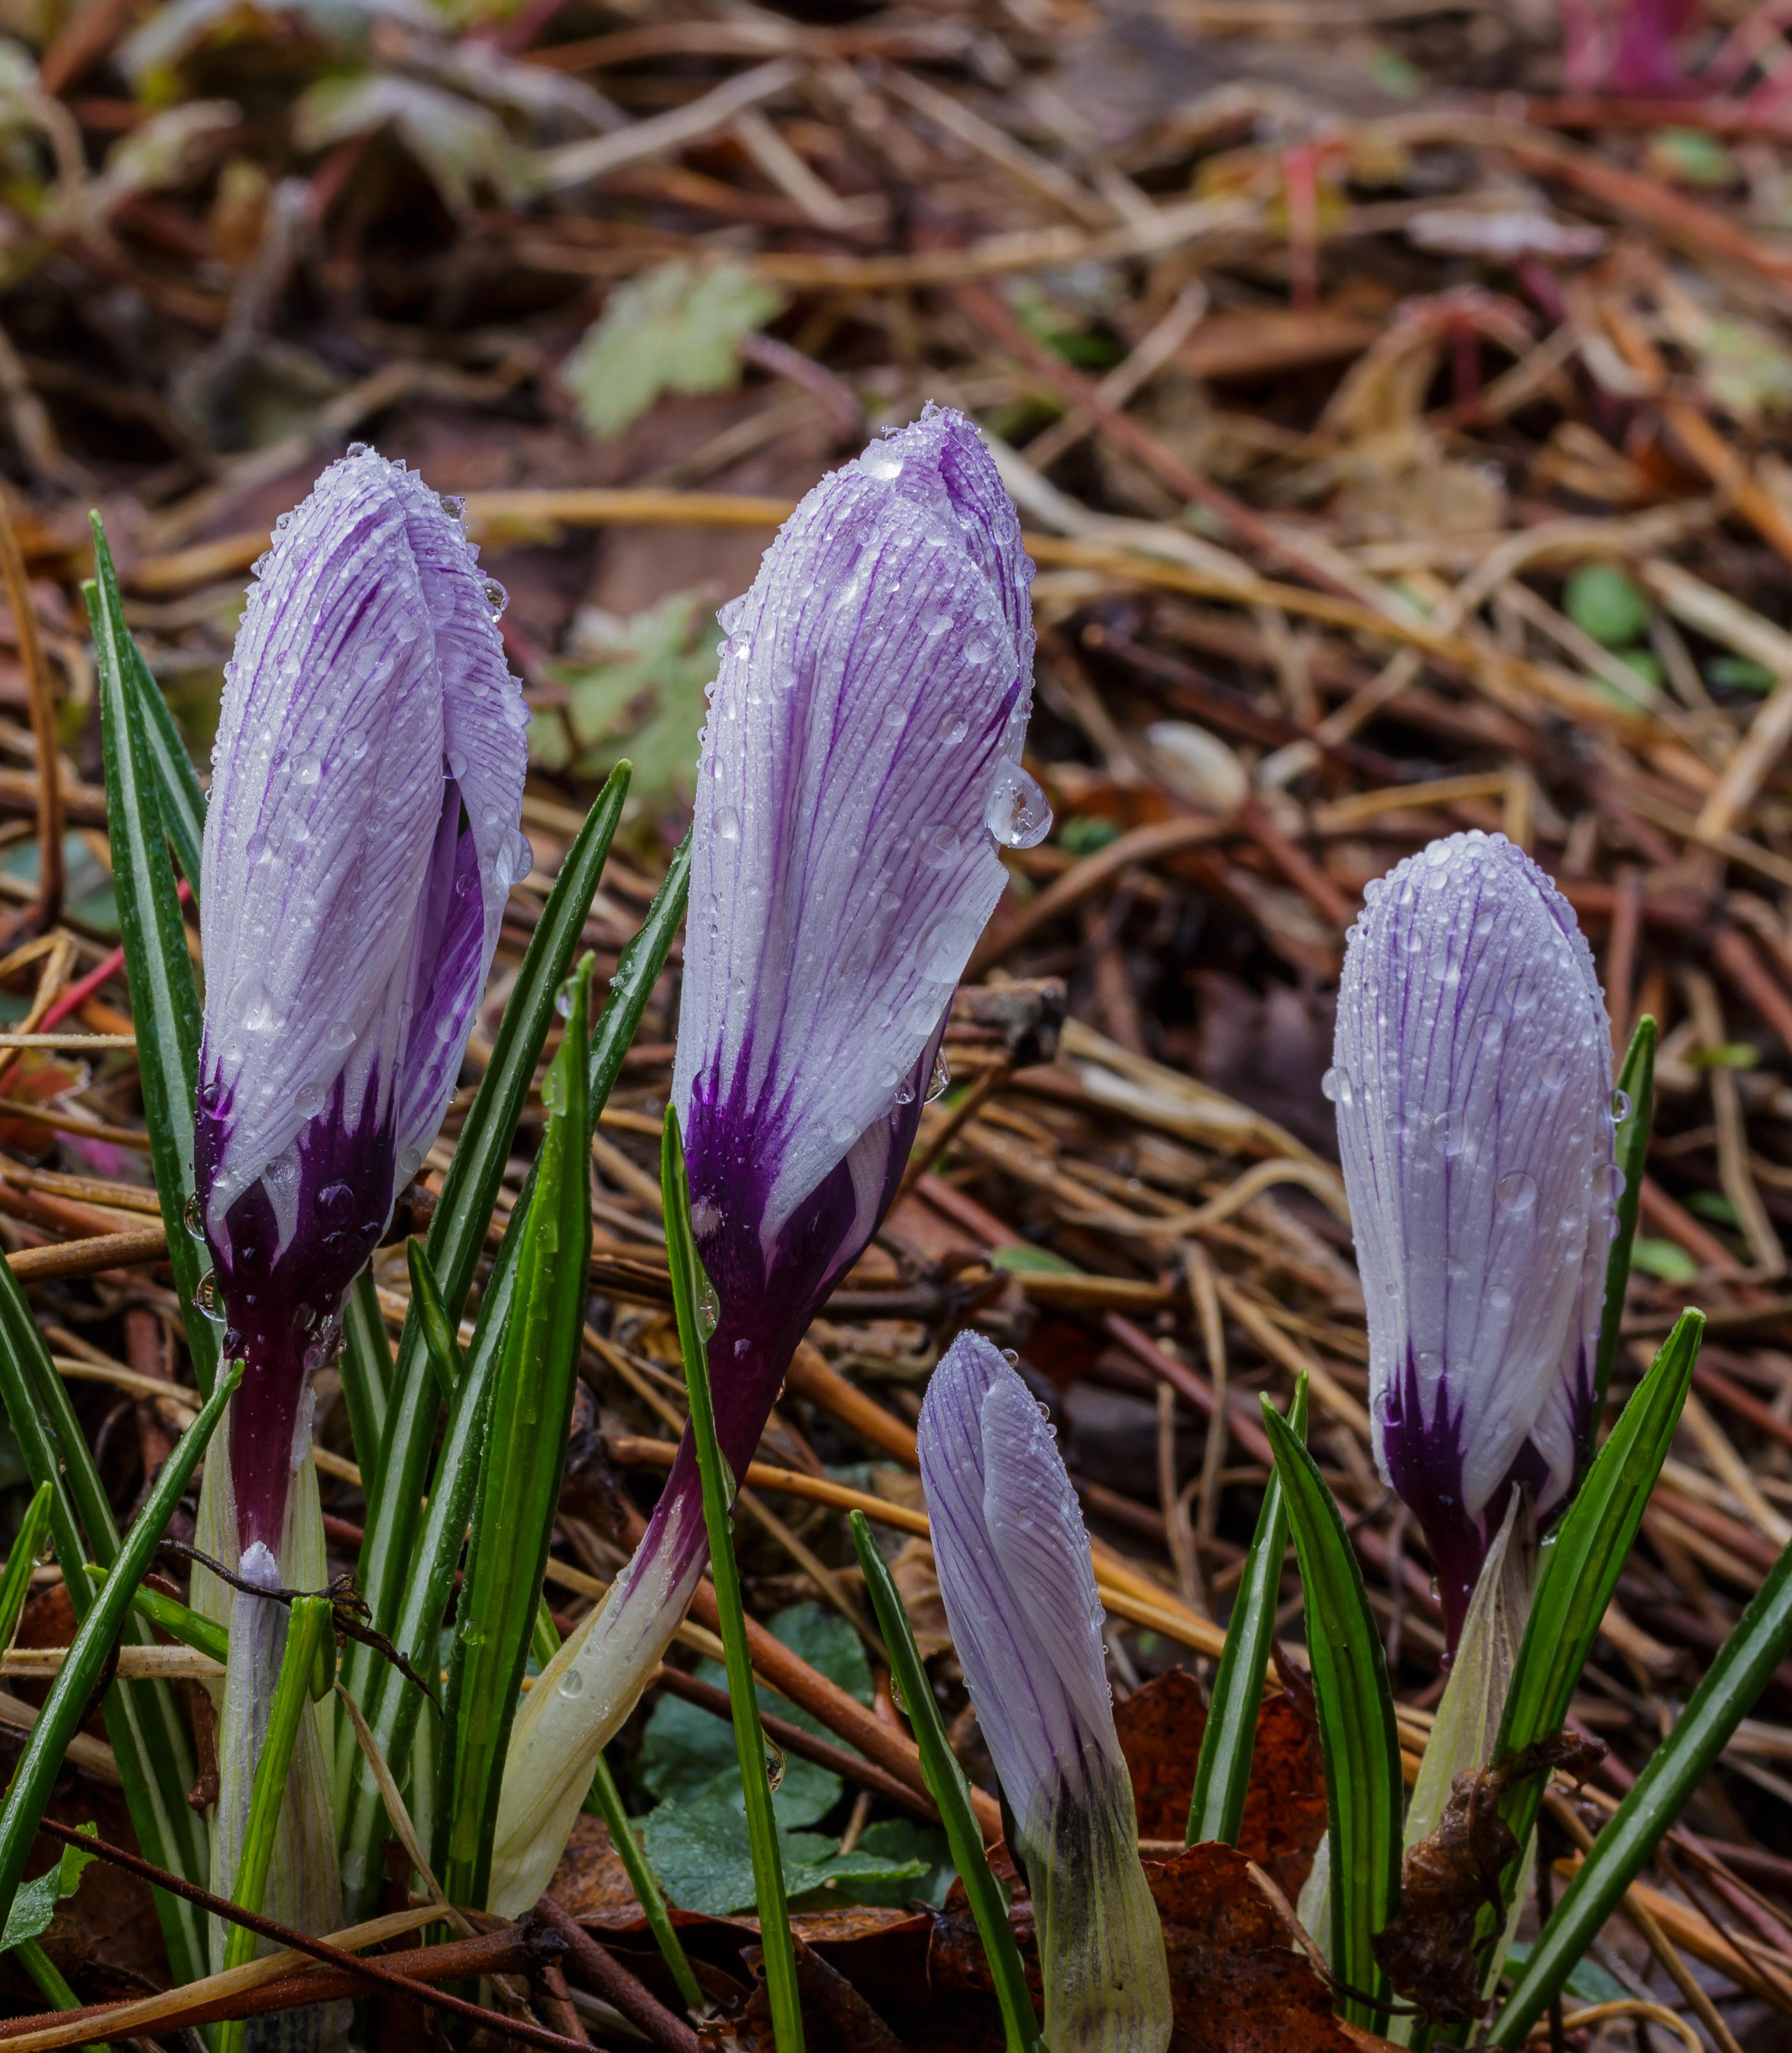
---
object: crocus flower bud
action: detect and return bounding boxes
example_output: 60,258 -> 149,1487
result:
920,1332 -> 1171,2053
191,446 -> 526,1973
197,445 -> 528,1556
1331,831 -> 1616,1648
489,403 -> 1044,1914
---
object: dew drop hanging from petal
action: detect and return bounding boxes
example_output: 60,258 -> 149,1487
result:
984,764 -> 1052,850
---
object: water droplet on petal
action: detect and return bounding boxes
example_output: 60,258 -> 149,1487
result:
984,764 -> 1052,850
1496,1172 -> 1537,1215
860,448 -> 904,482
1321,1067 -> 1342,1103
927,1050 -> 951,1103
1508,976 -> 1539,1017
446,749 -> 468,781
326,1021 -> 356,1053
557,1668 -> 585,1699
717,809 -> 741,844
294,1080 -> 326,1120
695,1276 -> 720,1343
1613,1089 -> 1632,1122
1540,1052 -> 1567,1089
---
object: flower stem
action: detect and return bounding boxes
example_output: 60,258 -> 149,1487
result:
216,1593 -> 335,2053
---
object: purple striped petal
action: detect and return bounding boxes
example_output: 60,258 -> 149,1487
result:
672,403 -> 1040,1473
196,445 -> 526,1545
1333,831 -> 1614,1647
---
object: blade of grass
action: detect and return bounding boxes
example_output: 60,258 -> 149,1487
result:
215,1593 -> 335,2053
0,1483 -> 51,1652
339,1268 -> 391,1506
334,829 -> 689,1918
407,1239 -> 464,1403
1262,1397 -> 1402,2029
1188,1375 -> 1308,1847
0,1361 -> 238,1941
664,1109 -> 801,2053
1593,1017 -> 1656,1433
83,1565 -> 230,1664
438,959 -> 593,1910
341,770 -> 628,1750
1477,1309 -> 1705,1981
0,1222 -> 213,1981
351,772 -> 628,1609
1489,1523 -> 1792,2045
851,1509 -> 1042,2052
118,618 -> 204,901
582,1753 -> 704,2014
82,521 -> 216,1404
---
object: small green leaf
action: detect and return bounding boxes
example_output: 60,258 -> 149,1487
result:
1,1826 -> 95,1951
1629,1236 -> 1699,1283
640,1795 -> 922,1917
1500,1941 -> 1626,2010
547,594 -> 720,811
1687,1191 -> 1741,1225
1189,1376 -> 1307,1847
1705,656 -> 1778,694
563,259 -> 786,438
1563,563 -> 1651,649
1261,1397 -> 1402,2029
989,1244 -> 1082,1277
1687,1042 -> 1758,1071
1058,816 -> 1123,857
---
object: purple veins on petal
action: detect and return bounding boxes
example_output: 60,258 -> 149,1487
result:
1334,830 -> 1615,1647
196,444 -> 527,1547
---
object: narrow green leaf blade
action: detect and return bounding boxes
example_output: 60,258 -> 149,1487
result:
119,623 -> 204,900
407,1238 -> 464,1403
583,1752 -> 704,2013
338,1267 -> 390,1504
664,1110 -> 802,2052
1188,1376 -> 1308,1847
440,960 -> 593,1909
84,520 -> 216,1401
350,767 -> 628,1667
1491,1527 -> 1792,2045
0,1218 -> 212,1978
1593,1016 -> 1656,1431
851,1510 -> 1042,2052
0,1482 -> 51,1652
1262,1398 -> 1402,2028
1482,1309 -> 1705,1964
0,1362 -> 238,1942
334,823 -> 689,1918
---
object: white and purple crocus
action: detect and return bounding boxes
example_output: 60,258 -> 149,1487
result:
921,1333 -> 1170,2053
1332,831 -> 1617,1651
192,446 -> 527,1957
489,403 -> 1046,1912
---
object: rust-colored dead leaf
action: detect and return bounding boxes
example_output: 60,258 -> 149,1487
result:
889,1538 -> 952,1660
1111,1673 -> 1326,1898
1237,1690 -> 1330,1901
1149,1842 -> 1397,2053
1372,1732 -> 1605,2025
935,1838 -> 1392,2053
547,1811 -> 651,1929
1116,1667 -> 1208,1840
